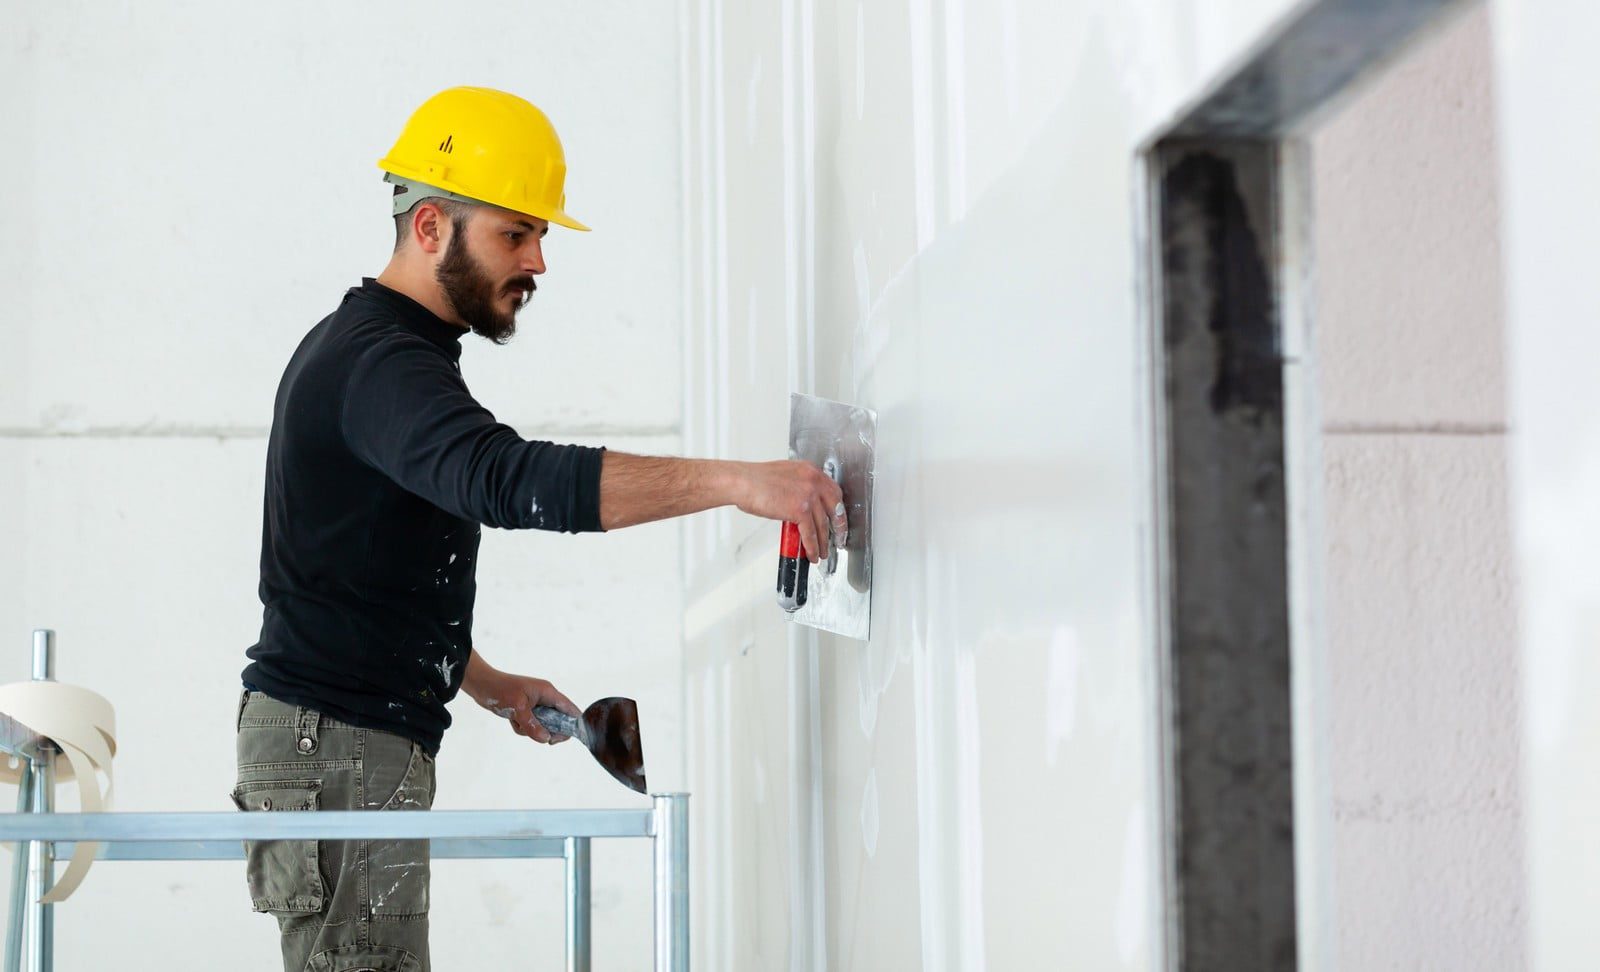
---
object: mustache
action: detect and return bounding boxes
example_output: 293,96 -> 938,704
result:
505,277 -> 537,294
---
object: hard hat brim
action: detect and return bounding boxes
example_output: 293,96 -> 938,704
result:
377,160 -> 591,233
546,210 -> 591,233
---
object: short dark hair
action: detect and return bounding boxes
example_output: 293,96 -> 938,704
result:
392,190 -> 477,251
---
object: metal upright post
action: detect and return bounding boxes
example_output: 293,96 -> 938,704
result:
651,793 -> 689,972
4,761 -> 33,972
564,836 -> 591,972
24,630 -> 54,972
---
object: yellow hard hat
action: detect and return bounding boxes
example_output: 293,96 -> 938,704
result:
378,86 -> 590,232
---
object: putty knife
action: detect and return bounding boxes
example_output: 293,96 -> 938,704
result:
533,698 -> 648,794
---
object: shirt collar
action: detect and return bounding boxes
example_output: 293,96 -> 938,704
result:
349,277 -> 467,357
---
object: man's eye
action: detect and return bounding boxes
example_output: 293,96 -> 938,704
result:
506,232 -> 524,244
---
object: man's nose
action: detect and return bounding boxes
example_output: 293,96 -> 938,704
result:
523,240 -> 546,276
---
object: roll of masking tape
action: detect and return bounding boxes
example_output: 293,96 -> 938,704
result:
0,680 -> 116,903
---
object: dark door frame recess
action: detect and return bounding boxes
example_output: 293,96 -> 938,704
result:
1137,1 -> 1476,968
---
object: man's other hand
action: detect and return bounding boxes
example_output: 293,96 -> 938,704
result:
461,653 -> 582,744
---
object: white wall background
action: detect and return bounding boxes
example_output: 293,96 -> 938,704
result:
0,2 -> 684,969
1303,6 -> 1524,967
1493,1 -> 1600,970
678,0 -> 1533,969
676,0 -> 1331,968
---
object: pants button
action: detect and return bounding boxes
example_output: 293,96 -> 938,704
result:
297,737 -> 315,754
260,797 -> 273,810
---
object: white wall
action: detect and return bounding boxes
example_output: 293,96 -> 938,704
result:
0,3 -> 683,969
676,0 -> 1323,967
1492,1 -> 1600,969
1303,8 -> 1524,967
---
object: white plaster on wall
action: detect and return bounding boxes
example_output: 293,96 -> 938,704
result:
1496,0 -> 1600,954
676,0 -> 1413,968
1116,803 -> 1148,964
860,767 -> 879,857
1045,625 -> 1081,765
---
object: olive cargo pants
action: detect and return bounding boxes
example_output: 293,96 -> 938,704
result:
233,691 -> 436,972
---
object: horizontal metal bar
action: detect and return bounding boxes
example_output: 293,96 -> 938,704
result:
0,809 -> 655,843
0,711 -> 48,761
51,836 -> 573,861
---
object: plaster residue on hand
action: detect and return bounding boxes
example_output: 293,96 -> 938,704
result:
481,698 -> 517,720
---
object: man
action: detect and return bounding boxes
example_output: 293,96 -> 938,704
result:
233,86 -> 843,972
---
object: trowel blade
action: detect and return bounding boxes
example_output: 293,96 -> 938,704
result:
581,696 -> 648,794
787,393 -> 876,640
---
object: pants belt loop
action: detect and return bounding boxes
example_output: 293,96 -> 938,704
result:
293,705 -> 321,755
235,689 -> 250,732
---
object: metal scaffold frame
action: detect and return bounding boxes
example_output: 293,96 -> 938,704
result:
0,631 -> 689,972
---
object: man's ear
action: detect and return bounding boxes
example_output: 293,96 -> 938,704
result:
413,202 -> 448,255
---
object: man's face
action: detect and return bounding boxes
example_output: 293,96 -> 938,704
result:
433,207 -> 549,345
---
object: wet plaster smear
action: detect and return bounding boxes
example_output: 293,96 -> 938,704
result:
677,0 -> 1313,968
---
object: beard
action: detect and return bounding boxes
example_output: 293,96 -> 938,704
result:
434,230 -> 534,345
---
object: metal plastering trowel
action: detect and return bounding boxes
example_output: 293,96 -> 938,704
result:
534,698 -> 648,794
776,393 -> 877,641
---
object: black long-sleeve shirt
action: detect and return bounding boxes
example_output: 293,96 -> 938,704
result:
242,278 -> 605,754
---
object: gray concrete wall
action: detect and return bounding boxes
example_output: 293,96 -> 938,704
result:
1306,6 -> 1524,968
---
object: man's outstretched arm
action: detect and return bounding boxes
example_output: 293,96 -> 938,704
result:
598,453 -> 846,563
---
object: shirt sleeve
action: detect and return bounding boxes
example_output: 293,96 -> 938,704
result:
340,337 -> 606,532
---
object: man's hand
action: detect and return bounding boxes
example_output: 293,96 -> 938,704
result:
732,460 -> 846,563
460,652 -> 581,744
598,454 -> 847,562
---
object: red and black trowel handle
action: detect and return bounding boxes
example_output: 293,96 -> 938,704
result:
778,458 -> 847,613
776,521 -> 810,612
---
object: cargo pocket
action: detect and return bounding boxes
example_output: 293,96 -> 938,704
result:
368,743 -> 432,918
231,779 -> 324,915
